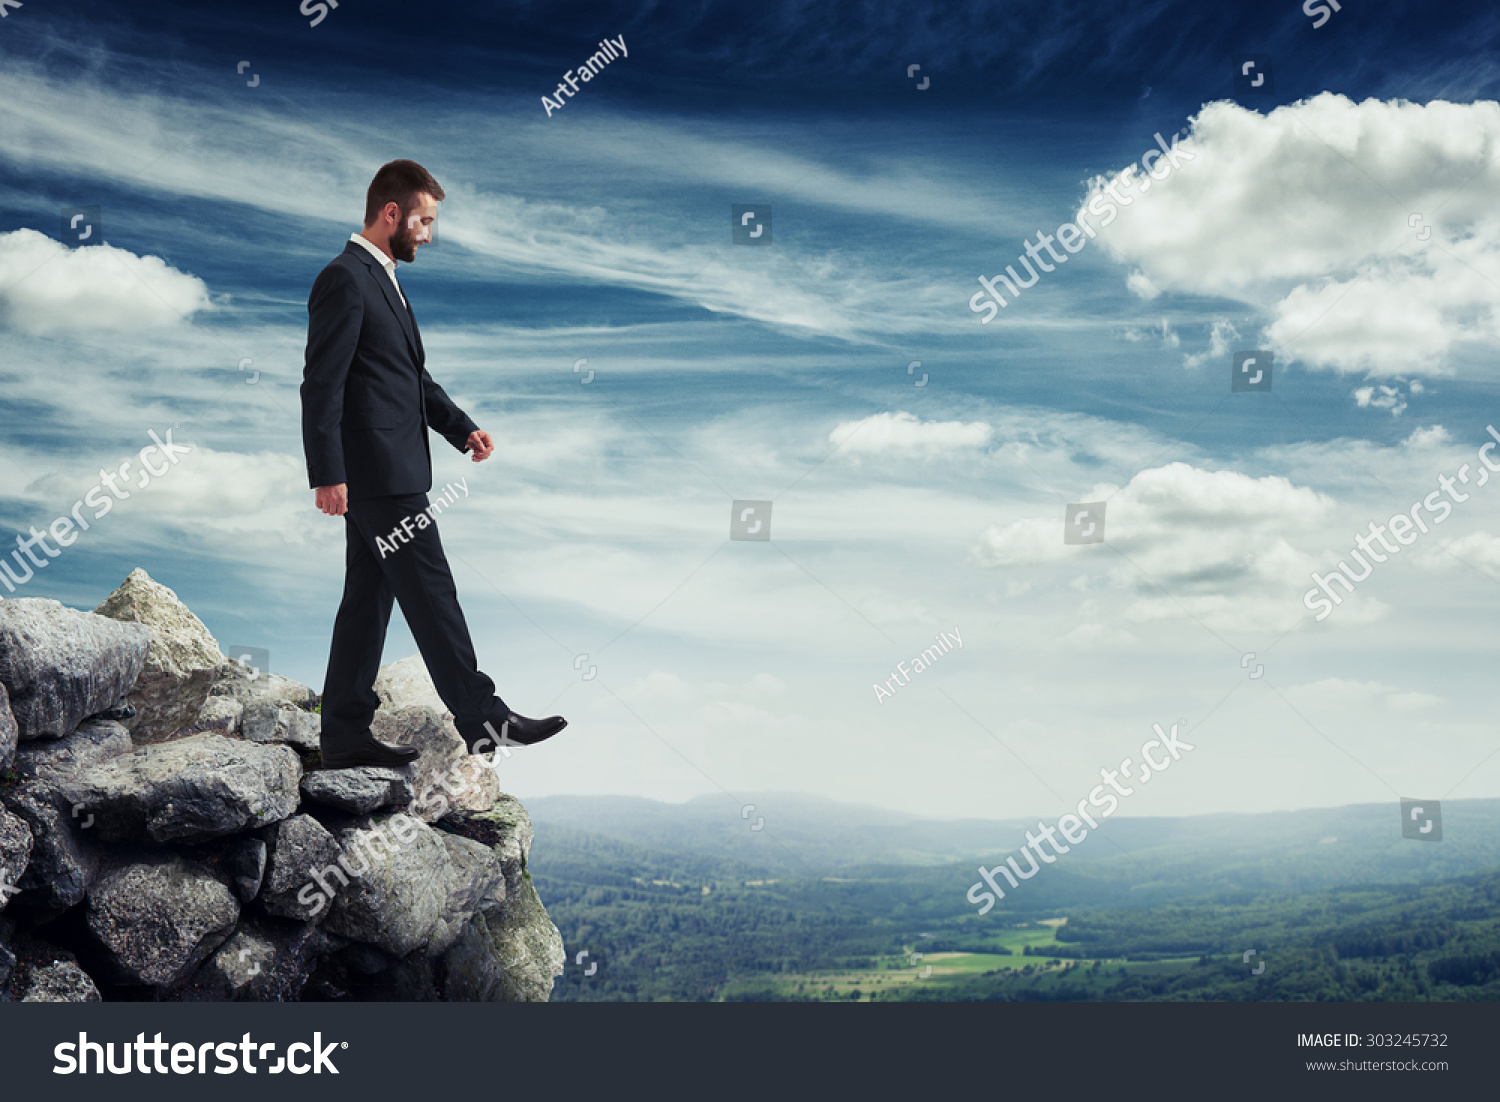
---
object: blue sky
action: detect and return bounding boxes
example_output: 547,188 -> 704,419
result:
3,0 -> 1500,831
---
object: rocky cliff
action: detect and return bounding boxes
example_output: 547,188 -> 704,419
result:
0,569 -> 565,1002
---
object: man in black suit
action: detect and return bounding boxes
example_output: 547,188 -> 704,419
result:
302,159 -> 566,770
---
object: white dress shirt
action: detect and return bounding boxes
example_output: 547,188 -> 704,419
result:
349,232 -> 406,309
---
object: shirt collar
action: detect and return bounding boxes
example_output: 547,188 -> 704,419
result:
349,232 -> 398,275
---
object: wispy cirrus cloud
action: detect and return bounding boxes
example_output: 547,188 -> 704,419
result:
0,64 -> 985,342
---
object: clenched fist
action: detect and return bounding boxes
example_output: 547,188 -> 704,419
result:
315,484 -> 348,516
466,429 -> 494,461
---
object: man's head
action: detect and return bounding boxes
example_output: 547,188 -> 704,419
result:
363,159 -> 444,263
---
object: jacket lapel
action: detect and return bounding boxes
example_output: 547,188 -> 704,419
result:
406,297 -> 426,366
350,243 -> 420,363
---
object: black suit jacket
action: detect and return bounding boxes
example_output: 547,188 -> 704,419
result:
301,240 -> 479,501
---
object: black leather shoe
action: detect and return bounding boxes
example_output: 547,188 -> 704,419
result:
320,735 -> 420,769
457,713 -> 567,752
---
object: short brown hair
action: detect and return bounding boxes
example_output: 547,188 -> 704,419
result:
364,159 -> 445,226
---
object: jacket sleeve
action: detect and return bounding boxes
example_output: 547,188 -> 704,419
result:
421,367 -> 481,452
301,263 -> 363,488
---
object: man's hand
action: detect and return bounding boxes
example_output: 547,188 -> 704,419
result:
466,430 -> 494,461
315,484 -> 349,516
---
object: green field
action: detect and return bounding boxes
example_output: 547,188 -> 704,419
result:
717,920 -> 1203,1001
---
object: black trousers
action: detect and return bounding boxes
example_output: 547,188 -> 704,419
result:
319,491 -> 506,749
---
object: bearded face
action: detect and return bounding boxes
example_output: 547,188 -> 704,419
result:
390,215 -> 421,262
391,201 -> 437,262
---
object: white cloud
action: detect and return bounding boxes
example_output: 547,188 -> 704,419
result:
23,443 -> 310,547
974,462 -> 1334,632
830,411 -> 993,456
1080,94 -> 1500,376
1116,462 -> 1329,526
1183,318 -> 1241,370
1126,270 -> 1160,299
1353,383 -> 1411,417
0,230 -> 210,335
1402,424 -> 1451,449
1416,530 -> 1500,575
972,515 -> 1074,568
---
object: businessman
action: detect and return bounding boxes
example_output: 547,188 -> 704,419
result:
302,159 -> 566,770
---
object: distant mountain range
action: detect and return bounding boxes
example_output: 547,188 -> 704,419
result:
527,792 -> 1500,897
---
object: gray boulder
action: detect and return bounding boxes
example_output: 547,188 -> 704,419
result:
462,797 -> 534,899
189,917 -> 343,1002
0,720 -> 130,910
58,733 -> 301,844
0,682 -> 16,772
445,796 -> 535,896
374,654 -> 449,715
22,960 -> 102,1002
190,924 -> 275,1001
93,569 -> 226,743
373,706 -> 498,822
0,598 -> 150,741
1,783 -> 100,911
323,812 -> 450,957
181,695 -> 242,737
300,768 -> 412,814
259,813 -> 343,921
0,804 -> 31,914
381,953 -> 443,1001
441,877 -> 565,1002
86,852 -> 239,987
225,836 -> 267,903
436,798 -> 563,1001
209,656 -> 317,710
12,718 -> 132,783
427,831 -> 507,956
240,698 -> 321,753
